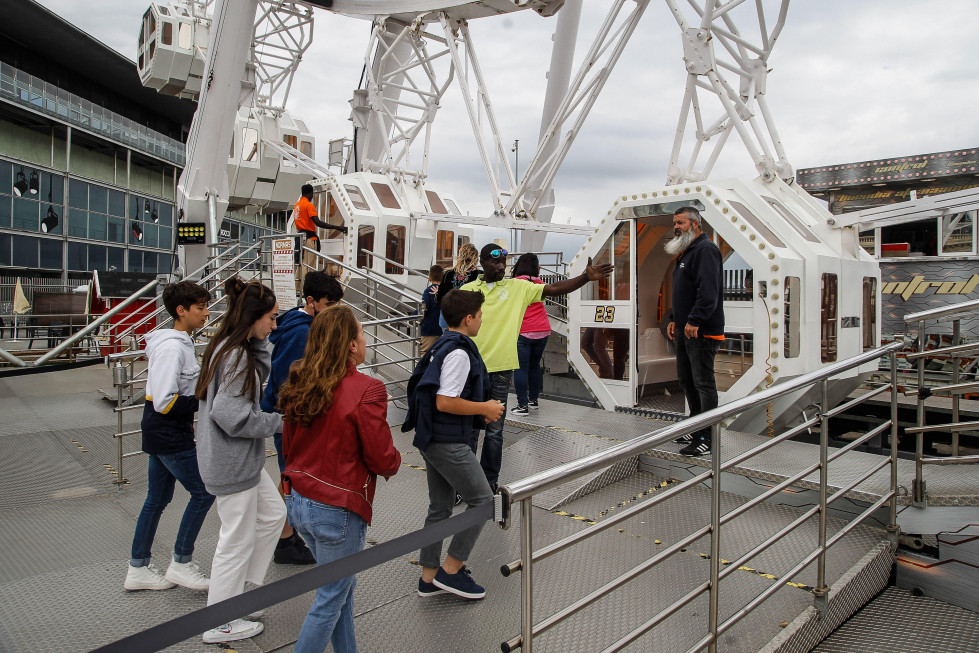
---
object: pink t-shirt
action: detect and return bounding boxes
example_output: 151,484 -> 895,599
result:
516,276 -> 551,336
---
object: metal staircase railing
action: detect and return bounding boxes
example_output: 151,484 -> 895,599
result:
901,298 -> 979,505
497,341 -> 905,653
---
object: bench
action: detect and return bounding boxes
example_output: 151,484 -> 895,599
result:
637,327 -> 677,385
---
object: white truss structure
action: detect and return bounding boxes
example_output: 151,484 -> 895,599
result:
354,18 -> 455,182
506,0 -> 650,217
664,0 -> 792,185
251,1 -> 315,112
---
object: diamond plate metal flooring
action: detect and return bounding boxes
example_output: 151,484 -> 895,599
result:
635,426 -> 979,507
812,587 -> 979,653
0,366 -> 910,652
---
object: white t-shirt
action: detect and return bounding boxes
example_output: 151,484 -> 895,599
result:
436,349 -> 470,398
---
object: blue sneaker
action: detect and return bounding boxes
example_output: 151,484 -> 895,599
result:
433,566 -> 485,599
417,577 -> 445,597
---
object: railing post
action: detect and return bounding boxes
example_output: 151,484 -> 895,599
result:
707,421 -> 722,653
113,361 -> 129,486
913,319 -> 927,506
951,318 -> 961,457
813,378 -> 830,616
886,351 -> 901,551
520,498 -> 534,653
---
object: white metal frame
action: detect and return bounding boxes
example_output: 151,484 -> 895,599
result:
664,0 -> 792,185
252,1 -> 315,112
357,17 -> 455,182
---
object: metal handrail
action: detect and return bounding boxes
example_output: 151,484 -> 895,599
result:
307,248 -> 423,304
500,341 -> 903,653
904,297 -> 979,323
503,342 -> 901,503
358,248 -> 429,279
905,299 -> 979,504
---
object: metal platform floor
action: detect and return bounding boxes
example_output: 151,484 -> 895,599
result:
0,365 -> 939,652
812,586 -> 979,652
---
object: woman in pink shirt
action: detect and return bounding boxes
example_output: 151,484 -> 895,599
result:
510,253 -> 551,416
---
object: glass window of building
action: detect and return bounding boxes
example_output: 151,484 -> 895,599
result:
12,235 -> 38,268
39,239 -> 62,270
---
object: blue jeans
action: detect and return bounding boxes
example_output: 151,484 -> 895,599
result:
130,448 -> 215,566
675,337 -> 721,440
287,491 -> 366,653
472,371 -> 511,487
418,442 -> 494,569
514,335 -> 548,407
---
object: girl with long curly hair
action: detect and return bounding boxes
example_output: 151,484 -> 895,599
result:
194,277 -> 285,644
436,242 -> 481,332
277,305 -> 401,653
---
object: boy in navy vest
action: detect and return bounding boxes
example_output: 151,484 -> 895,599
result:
403,289 -> 504,599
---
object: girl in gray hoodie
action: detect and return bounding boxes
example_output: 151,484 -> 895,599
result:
195,278 -> 284,644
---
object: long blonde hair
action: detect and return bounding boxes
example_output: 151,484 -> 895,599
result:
452,242 -> 479,275
277,304 -> 360,426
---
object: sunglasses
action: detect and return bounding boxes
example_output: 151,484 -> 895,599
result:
487,248 -> 508,259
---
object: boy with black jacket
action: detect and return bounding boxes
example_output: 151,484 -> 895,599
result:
402,289 -> 504,600
125,281 -> 214,592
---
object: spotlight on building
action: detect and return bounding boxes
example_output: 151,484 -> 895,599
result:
151,209 -> 159,224
13,169 -> 29,196
41,206 -> 59,233
131,221 -> 143,241
144,200 -> 151,214
28,170 -> 39,195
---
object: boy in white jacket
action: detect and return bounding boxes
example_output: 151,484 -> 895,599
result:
124,281 -> 215,592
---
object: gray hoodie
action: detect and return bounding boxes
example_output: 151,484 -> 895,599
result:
196,337 -> 283,496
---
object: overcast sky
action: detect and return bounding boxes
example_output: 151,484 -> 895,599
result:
34,0 -> 979,235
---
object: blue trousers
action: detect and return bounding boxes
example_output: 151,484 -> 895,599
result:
287,491 -> 366,653
130,448 -> 215,566
514,335 -> 548,407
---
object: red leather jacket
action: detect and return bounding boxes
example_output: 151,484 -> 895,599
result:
282,365 -> 401,524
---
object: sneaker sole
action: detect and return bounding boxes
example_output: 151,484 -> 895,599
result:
124,581 -> 176,591
417,588 -> 446,597
432,579 -> 485,600
202,624 -> 264,644
166,579 -> 209,590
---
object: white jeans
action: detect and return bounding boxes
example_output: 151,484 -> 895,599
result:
207,469 -> 287,606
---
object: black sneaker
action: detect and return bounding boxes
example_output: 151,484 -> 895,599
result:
528,400 -> 539,409
674,434 -> 693,444
510,405 -> 529,416
433,566 -> 485,599
454,492 -> 463,506
679,438 -> 710,457
274,534 -> 316,565
417,577 -> 445,597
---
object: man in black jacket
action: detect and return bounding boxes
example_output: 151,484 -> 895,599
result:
666,207 -> 725,456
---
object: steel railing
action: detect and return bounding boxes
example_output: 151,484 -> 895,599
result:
498,340 -> 904,653
902,297 -> 979,505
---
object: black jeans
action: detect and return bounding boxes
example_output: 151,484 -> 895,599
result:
675,337 -> 720,440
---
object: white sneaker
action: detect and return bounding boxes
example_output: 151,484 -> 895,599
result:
202,619 -> 264,643
165,560 -> 210,590
124,564 -> 176,591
